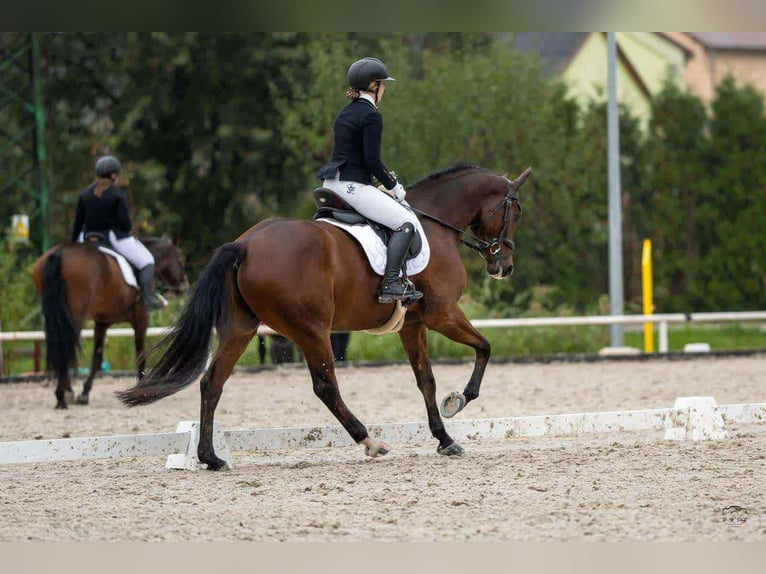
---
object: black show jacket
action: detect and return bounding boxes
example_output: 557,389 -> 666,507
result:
316,98 -> 397,189
71,183 -> 133,242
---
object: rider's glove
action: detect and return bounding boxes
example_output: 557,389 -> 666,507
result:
390,183 -> 407,202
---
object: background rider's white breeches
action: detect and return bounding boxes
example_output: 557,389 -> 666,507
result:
108,232 -> 155,270
77,231 -> 155,270
323,178 -> 418,231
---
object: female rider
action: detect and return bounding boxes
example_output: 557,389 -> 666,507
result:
317,57 -> 422,304
71,155 -> 166,310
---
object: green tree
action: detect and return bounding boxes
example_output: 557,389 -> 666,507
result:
700,77 -> 766,309
642,81 -> 708,310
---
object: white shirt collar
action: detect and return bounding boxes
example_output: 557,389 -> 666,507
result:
358,93 -> 377,109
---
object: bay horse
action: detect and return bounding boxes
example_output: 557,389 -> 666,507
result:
118,165 -> 529,470
32,236 -> 189,408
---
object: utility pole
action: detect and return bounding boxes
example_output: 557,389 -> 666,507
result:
607,32 -> 624,346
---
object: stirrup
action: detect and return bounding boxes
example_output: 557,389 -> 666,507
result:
144,293 -> 168,311
377,279 -> 422,305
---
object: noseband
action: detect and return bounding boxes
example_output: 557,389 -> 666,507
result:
409,179 -> 521,261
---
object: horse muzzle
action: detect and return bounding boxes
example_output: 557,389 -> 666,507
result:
487,262 -> 513,280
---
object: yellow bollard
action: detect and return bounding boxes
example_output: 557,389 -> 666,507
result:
642,239 -> 654,353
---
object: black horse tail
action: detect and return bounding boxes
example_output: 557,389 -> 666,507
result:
42,249 -> 79,382
116,242 -> 246,407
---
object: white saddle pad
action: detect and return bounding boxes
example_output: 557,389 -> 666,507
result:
318,218 -> 430,277
98,246 -> 138,289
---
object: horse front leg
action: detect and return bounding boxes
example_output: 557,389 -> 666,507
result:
77,321 -> 108,405
132,309 -> 149,379
399,319 -> 464,456
426,305 -> 490,418
55,370 -> 72,409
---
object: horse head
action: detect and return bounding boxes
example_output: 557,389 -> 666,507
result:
472,167 -> 529,280
142,236 -> 190,294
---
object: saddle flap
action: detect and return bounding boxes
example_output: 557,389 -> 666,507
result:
96,246 -> 138,289
332,211 -> 368,225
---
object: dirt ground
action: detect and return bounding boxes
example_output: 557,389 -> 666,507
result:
1,356 -> 765,541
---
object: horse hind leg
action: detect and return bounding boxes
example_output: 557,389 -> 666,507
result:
295,330 -> 388,458
198,327 -> 257,470
77,321 -> 108,405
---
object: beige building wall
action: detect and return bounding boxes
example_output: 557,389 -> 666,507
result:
709,50 -> 766,94
661,32 -> 715,101
663,32 -> 766,102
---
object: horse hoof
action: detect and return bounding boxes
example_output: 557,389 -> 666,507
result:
362,438 -> 390,458
55,403 -> 68,410
437,442 -> 465,457
75,394 -> 89,405
440,391 -> 466,418
202,457 -> 230,471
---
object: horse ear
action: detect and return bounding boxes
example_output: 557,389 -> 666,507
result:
510,167 -> 532,191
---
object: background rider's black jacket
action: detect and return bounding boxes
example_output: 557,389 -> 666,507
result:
71,183 -> 133,242
316,98 -> 397,189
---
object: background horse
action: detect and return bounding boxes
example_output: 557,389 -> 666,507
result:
32,236 -> 189,408
118,165 -> 528,470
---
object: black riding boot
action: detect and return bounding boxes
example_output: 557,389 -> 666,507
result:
137,264 -> 167,311
377,223 -> 423,304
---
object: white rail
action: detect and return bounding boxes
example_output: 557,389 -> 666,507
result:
0,324 -> 276,342
0,399 -> 763,467
1,311 -> 765,353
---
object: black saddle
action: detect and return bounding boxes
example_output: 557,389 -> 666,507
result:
83,231 -> 111,249
312,188 -> 422,259
83,231 -> 141,276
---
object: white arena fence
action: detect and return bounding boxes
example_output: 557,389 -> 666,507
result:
1,311 -> 765,353
0,397 -> 764,469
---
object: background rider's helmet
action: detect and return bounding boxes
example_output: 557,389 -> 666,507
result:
347,57 -> 396,91
95,155 -> 121,177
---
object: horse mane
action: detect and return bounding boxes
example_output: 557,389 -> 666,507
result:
139,235 -> 168,245
409,163 -> 491,189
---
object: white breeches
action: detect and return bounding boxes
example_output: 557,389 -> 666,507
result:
78,231 -> 155,270
322,178 -> 419,231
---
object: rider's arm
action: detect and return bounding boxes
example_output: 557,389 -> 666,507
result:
115,190 -> 133,236
71,196 -> 85,242
362,111 -> 397,190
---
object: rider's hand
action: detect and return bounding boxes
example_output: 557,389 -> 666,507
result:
391,183 -> 407,202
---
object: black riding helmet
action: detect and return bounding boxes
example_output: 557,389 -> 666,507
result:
347,57 -> 396,91
95,155 -> 121,177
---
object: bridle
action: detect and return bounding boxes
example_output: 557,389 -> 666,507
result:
408,177 -> 522,261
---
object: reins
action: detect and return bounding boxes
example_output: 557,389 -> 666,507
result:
407,175 -> 523,258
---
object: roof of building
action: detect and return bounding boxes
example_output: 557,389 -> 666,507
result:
512,32 -> 588,74
689,33 -> 766,51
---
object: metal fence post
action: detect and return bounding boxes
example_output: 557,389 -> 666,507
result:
659,322 -> 669,353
